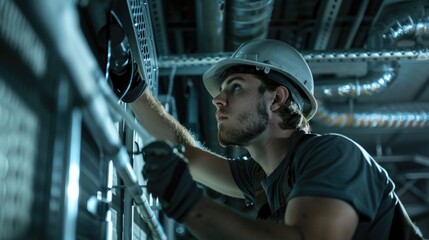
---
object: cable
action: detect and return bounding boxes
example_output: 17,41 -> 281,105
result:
165,65 -> 177,112
105,10 -> 134,102
105,15 -> 112,85
117,60 -> 135,102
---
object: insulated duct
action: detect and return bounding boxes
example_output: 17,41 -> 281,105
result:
313,0 -> 429,128
228,0 -> 274,49
316,0 -> 429,98
316,102 -> 429,128
314,62 -> 398,98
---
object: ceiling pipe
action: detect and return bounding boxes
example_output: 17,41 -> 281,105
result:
315,102 -> 429,128
157,48 -> 429,76
313,1 -> 429,128
316,0 -> 429,98
195,0 -> 226,155
227,0 -> 274,49
314,62 -> 399,98
196,0 -> 225,52
368,1 -> 428,48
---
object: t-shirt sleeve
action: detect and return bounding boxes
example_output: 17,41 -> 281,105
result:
289,134 -> 386,220
229,157 -> 258,204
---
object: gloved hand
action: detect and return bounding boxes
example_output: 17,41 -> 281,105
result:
110,63 -> 147,103
142,141 -> 203,223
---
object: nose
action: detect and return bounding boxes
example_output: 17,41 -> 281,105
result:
212,91 -> 226,108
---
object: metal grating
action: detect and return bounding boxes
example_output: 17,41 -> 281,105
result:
313,0 -> 342,50
0,0 -> 47,78
0,79 -> 39,239
128,0 -> 159,93
0,0 -> 43,238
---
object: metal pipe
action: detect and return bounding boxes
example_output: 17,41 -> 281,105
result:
315,102 -> 429,128
157,48 -> 429,74
314,62 -> 399,98
196,0 -> 227,157
320,0 -> 429,99
196,0 -> 225,52
83,93 -> 165,240
83,92 -> 165,240
112,148 -> 166,240
313,1 -> 429,128
19,1 -> 165,238
99,80 -> 156,144
228,0 -> 274,49
96,82 -> 166,239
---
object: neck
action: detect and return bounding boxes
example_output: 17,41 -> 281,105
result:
245,128 -> 298,176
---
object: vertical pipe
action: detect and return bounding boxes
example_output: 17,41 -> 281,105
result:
196,0 -> 225,52
196,0 -> 226,155
229,0 -> 274,49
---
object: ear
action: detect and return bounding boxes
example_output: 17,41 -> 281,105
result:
271,86 -> 289,111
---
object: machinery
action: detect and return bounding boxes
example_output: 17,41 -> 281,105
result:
0,0 -> 428,239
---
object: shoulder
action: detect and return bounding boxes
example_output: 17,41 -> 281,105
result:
299,133 -> 363,155
292,133 -> 369,173
305,132 -> 355,144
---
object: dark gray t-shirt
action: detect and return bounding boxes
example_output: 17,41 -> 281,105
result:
229,132 -> 397,240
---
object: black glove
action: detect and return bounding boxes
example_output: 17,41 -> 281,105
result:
110,63 -> 147,103
142,141 -> 203,223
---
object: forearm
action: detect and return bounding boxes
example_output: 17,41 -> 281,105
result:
184,197 -> 304,240
130,91 -> 197,147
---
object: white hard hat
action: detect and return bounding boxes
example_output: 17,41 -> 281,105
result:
203,39 -> 318,120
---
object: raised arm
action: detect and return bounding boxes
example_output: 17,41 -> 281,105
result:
130,91 -> 198,147
130,91 -> 243,198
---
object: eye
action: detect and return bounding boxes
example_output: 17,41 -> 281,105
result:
231,83 -> 241,92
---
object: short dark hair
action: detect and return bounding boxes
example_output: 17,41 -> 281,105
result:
259,78 -> 310,133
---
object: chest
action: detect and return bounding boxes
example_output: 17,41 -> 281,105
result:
252,161 -> 293,222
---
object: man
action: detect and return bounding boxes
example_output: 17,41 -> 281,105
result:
116,39 -> 420,239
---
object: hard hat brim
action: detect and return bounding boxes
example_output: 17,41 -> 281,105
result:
202,58 -> 318,120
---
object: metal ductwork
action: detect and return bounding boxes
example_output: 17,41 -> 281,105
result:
314,1 -> 429,97
316,102 -> 429,128
314,0 -> 429,128
196,0 -> 225,52
155,1 -> 429,130
314,62 -> 398,98
228,0 -> 274,49
315,1 -> 429,98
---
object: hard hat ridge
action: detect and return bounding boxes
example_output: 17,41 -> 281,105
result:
202,39 -> 318,120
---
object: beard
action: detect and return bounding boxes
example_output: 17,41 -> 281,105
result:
218,98 -> 269,147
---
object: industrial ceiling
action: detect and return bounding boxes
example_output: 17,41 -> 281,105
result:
138,0 -> 429,230
152,0 -> 429,157
1,0 -> 428,238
